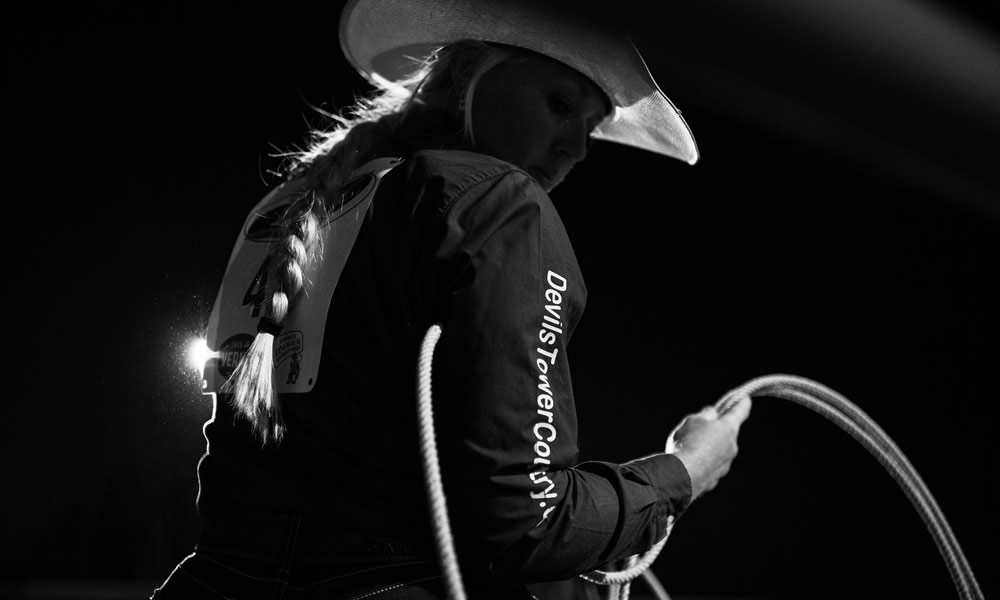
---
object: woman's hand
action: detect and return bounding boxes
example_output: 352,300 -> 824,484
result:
665,395 -> 752,502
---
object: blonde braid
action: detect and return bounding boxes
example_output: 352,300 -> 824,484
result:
220,189 -> 323,444
223,40 -> 525,445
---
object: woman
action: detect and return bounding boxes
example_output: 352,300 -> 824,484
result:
153,0 -> 750,598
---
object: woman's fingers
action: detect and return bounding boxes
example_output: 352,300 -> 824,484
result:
721,394 -> 752,430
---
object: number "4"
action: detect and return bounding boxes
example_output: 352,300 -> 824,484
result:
242,256 -> 273,318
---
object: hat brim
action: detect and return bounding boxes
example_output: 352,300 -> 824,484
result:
339,0 -> 699,164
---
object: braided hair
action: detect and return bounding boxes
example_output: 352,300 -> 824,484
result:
223,40 -> 519,444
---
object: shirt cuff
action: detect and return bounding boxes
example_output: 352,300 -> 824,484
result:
626,453 -> 693,519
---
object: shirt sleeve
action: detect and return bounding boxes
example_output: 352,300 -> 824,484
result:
426,168 -> 692,583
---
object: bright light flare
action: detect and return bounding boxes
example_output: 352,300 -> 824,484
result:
186,337 -> 218,373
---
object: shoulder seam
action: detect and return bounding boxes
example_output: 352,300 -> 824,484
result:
436,168 -> 534,220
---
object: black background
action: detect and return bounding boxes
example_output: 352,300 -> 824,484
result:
7,1 -> 998,599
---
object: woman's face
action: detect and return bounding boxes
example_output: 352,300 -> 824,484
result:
471,54 -> 611,192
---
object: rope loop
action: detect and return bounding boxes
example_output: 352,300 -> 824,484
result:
416,326 -> 983,600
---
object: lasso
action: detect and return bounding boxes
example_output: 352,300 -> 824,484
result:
417,324 -> 983,600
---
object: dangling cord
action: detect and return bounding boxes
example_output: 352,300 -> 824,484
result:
640,569 -> 672,600
417,324 -> 466,600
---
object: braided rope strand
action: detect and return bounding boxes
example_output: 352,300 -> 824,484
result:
578,523 -> 672,586
417,324 -> 466,600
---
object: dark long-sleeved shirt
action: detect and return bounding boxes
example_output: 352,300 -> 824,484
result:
197,148 -> 691,588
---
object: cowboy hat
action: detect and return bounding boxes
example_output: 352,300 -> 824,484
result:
339,0 -> 700,164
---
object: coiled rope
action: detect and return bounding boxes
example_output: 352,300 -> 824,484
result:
416,325 -> 983,600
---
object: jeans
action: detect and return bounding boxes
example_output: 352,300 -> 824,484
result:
150,509 -> 447,600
